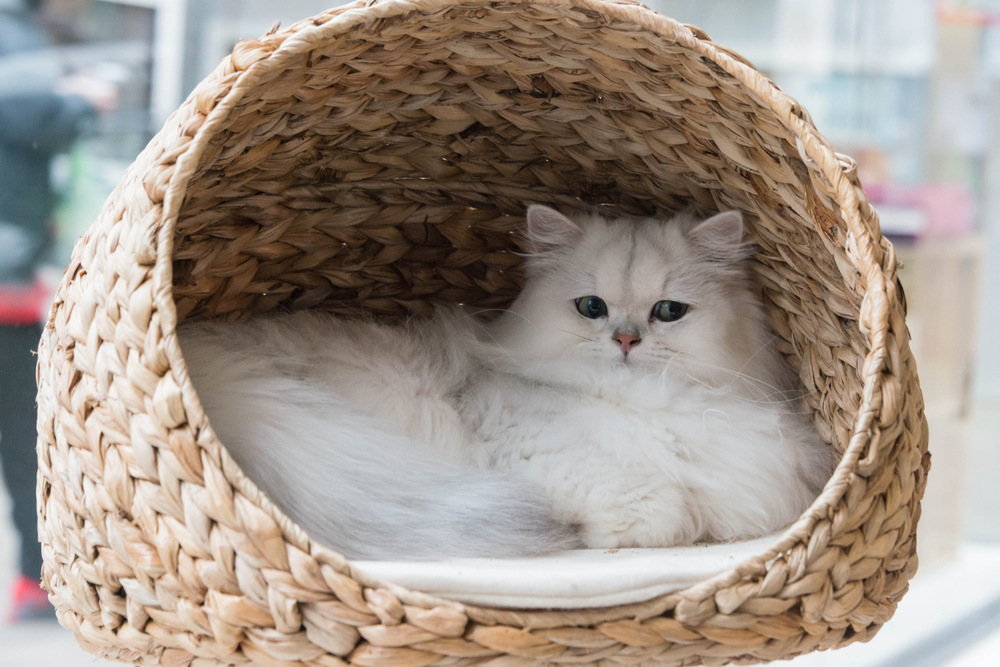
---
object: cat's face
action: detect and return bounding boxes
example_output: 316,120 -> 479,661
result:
496,206 -> 785,394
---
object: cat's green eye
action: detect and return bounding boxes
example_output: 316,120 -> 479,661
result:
652,300 -> 689,322
576,296 -> 608,319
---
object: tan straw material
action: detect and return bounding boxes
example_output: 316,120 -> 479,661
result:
36,0 -> 928,664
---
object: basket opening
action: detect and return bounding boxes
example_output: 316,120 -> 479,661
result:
170,5 -> 862,458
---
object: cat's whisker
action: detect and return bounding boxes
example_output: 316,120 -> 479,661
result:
701,408 -> 732,432
659,351 -> 682,382
477,327 -> 529,371
556,328 -> 593,342
476,310 -> 595,346
735,334 -> 780,375
653,351 -> 809,412
670,369 -> 807,413
470,307 -> 543,334
441,308 -> 535,372
670,353 -> 792,397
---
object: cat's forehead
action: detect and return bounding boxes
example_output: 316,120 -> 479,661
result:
582,222 -> 690,295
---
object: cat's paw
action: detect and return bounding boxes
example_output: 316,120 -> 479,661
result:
580,482 -> 696,548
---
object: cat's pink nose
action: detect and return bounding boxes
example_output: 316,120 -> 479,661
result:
613,333 -> 641,354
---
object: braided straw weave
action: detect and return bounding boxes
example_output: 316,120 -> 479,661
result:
36,0 -> 928,665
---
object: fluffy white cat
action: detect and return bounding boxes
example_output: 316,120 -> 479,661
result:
178,206 -> 835,560
460,206 -> 835,547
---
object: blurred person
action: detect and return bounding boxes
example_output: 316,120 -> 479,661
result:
0,0 -> 114,623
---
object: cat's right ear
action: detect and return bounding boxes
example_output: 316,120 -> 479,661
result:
525,205 -> 582,253
685,210 -> 752,262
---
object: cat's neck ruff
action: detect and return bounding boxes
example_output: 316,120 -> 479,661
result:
475,348 -> 731,403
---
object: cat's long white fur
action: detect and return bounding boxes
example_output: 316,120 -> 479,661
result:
180,313 -> 582,560
179,206 -> 836,559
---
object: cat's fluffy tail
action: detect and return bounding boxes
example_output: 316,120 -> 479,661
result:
194,375 -> 581,560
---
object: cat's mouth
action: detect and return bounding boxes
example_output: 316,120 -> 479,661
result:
613,352 -> 642,368
608,349 -> 678,374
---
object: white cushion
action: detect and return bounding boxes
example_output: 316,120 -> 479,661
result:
351,533 -> 781,609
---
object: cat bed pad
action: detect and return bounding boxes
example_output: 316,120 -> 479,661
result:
35,0 -> 928,665
352,535 -> 782,608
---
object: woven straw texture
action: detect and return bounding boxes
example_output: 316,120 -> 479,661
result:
35,1 -> 929,665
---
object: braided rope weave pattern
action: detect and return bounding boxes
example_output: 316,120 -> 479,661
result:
36,1 -> 928,665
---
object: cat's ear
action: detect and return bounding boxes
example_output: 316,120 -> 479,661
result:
525,205 -> 582,253
685,210 -> 752,261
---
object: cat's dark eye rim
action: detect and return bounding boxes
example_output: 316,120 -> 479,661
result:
652,300 -> 690,322
575,296 -> 608,319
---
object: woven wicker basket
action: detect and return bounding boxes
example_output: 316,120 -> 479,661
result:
36,0 -> 929,665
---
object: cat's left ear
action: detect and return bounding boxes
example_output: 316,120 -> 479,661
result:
525,205 -> 582,253
685,210 -> 752,261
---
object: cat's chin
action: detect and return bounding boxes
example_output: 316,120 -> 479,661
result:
613,354 -> 669,374
585,355 -> 675,379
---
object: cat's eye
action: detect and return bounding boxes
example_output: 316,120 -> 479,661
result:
652,300 -> 689,322
575,296 -> 608,319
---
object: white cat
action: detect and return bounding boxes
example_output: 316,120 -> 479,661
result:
178,206 -> 835,560
460,206 -> 835,547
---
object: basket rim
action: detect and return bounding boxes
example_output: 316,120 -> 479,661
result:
151,0 -> 896,615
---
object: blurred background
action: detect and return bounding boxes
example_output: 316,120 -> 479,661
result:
0,0 -> 997,665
